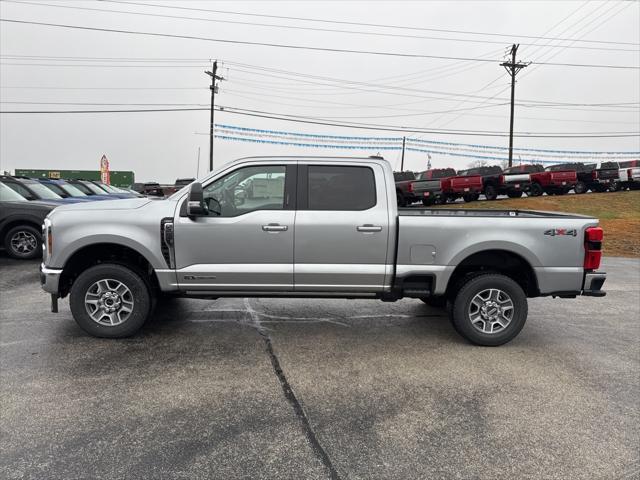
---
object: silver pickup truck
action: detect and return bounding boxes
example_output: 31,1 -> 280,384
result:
40,156 -> 606,346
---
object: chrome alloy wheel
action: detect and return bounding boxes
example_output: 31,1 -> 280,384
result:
84,279 -> 134,326
10,230 -> 37,255
468,288 -> 514,334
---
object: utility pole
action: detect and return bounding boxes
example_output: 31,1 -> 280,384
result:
205,60 -> 224,171
400,136 -> 406,171
500,44 -> 529,167
196,146 -> 201,178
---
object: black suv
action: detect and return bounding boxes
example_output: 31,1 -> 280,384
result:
0,182 -> 57,259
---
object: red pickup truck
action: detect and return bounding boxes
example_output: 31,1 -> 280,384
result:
448,171 -> 484,202
529,168 -> 577,196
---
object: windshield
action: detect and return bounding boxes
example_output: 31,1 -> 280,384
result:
79,181 -> 108,195
25,182 -> 63,200
95,183 -> 121,193
59,182 -> 88,197
0,182 -> 27,201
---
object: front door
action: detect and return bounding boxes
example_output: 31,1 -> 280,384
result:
174,163 -> 296,292
294,163 -> 391,292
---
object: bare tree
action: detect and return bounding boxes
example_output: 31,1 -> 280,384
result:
467,159 -> 490,168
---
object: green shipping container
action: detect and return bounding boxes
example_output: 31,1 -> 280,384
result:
14,169 -> 135,188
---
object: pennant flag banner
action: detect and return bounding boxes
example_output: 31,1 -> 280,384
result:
213,123 -> 639,165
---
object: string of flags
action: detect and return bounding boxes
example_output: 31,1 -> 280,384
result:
213,123 -> 639,166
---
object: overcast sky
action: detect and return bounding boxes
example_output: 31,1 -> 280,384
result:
1,0 -> 638,182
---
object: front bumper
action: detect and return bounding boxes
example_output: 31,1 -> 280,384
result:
582,271 -> 606,297
40,263 -> 62,295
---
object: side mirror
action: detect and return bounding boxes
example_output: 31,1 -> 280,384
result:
186,183 -> 208,216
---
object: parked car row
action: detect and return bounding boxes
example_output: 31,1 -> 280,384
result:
395,160 -> 640,206
131,177 -> 195,197
0,175 -> 144,259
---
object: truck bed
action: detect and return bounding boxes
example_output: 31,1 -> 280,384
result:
399,208 -> 592,219
396,208 -> 599,295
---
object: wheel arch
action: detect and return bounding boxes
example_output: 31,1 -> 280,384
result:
58,242 -> 160,299
445,248 -> 540,298
1,218 -> 42,239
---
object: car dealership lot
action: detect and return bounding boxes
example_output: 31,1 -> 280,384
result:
1,256 -> 638,479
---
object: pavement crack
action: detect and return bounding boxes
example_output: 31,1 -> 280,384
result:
243,299 -> 341,480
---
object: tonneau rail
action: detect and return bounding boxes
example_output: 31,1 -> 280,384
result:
399,208 -> 594,219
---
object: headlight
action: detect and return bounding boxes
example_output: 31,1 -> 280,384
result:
43,217 -> 52,260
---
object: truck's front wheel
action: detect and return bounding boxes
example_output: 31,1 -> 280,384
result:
451,273 -> 527,346
70,263 -> 152,338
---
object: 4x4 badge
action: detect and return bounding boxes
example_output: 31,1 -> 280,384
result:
544,228 -> 577,237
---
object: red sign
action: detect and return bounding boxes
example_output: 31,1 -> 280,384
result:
100,155 -> 110,185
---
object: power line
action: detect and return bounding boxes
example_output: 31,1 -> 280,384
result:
5,0 -> 637,52
1,18 -> 638,69
102,0 -> 639,47
1,105 -> 637,138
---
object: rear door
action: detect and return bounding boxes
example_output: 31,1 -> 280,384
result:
294,162 -> 390,292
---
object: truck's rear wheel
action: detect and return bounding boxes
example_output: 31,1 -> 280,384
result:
529,183 -> 543,197
451,273 -> 527,346
70,263 -> 152,338
574,181 -> 587,194
507,191 -> 523,198
484,185 -> 498,201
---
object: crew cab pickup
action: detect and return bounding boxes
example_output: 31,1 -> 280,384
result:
549,162 -> 619,194
394,171 -> 419,206
500,164 -> 544,198
618,160 -> 640,190
40,156 -> 607,346
448,171 -> 484,202
411,168 -> 456,206
530,167 -> 578,196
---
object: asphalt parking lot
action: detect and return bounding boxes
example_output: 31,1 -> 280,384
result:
1,256 -> 638,480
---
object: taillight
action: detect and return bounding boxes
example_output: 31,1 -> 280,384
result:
584,226 -> 603,270
408,182 -> 414,193
499,175 -> 505,185
591,170 -> 598,180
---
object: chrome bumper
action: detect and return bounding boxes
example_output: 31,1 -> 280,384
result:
582,271 -> 606,297
40,263 -> 62,295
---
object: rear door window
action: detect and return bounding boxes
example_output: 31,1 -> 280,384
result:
307,165 -> 376,211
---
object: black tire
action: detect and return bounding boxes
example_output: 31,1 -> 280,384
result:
451,273 -> 528,346
484,185 -> 498,201
462,193 -> 476,203
421,198 -> 433,207
4,224 -> 42,260
397,192 -> 407,207
574,181 -> 587,194
420,296 -> 447,308
507,191 -> 523,199
529,183 -> 543,197
70,263 -> 153,338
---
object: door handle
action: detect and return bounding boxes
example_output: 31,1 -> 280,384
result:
262,223 -> 288,232
357,224 -> 383,233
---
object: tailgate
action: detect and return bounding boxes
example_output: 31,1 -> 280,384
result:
450,175 -> 482,192
413,179 -> 442,193
550,170 -> 577,184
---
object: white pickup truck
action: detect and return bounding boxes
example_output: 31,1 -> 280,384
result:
40,156 -> 607,346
